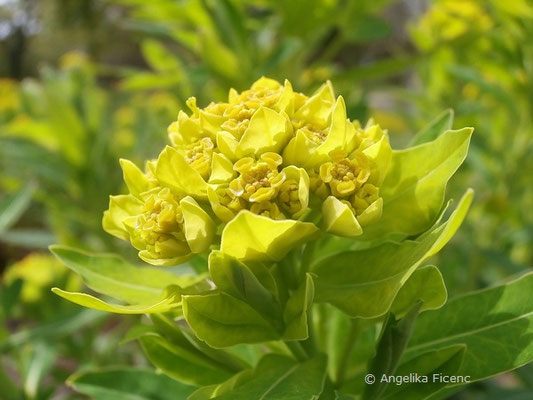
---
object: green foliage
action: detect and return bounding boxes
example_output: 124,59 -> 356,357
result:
2,0 -> 533,399
313,189 -> 473,318
47,112 -> 533,400
138,334 -> 234,386
188,354 -> 328,400
363,128 -> 472,238
0,58 -> 171,251
50,245 -> 200,304
68,367 -> 196,400
405,272 -> 533,382
364,301 -> 422,400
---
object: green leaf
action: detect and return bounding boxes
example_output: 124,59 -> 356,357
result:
68,367 -> 196,400
363,128 -> 473,238
0,138 -> 68,186
210,354 -> 328,400
51,288 -> 180,314
383,345 -> 465,400
0,183 -> 34,233
200,31 -> 241,83
363,301 -> 422,400
0,279 -> 22,318
209,251 -> 282,327
188,369 -> 254,400
50,245 -> 198,304
313,189 -> 473,318
120,72 -> 183,91
0,360 -> 22,400
202,0 -> 248,57
23,340 -> 56,399
183,292 -> 280,348
0,228 -> 55,249
0,309 -> 105,351
139,334 -> 233,386
283,273 -> 315,340
345,16 -> 391,43
405,272 -> 533,382
150,314 -> 250,372
141,39 -> 184,72
390,265 -> 447,318
410,110 -> 454,146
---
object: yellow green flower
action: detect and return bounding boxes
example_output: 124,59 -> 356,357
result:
104,77 -> 392,263
208,153 -> 310,222
103,161 -> 215,266
312,123 -> 391,236
410,0 -> 492,51
0,78 -> 20,113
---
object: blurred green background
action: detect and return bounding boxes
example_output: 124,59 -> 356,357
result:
0,0 -> 532,398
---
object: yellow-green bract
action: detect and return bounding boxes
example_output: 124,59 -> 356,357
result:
102,77 -> 472,265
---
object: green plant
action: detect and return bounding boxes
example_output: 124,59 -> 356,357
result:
108,0 -> 401,115
0,53 -> 173,251
407,0 -> 533,297
0,189 -> 139,400
48,78 -> 533,399
0,55 -> 174,399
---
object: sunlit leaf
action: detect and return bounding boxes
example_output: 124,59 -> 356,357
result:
313,189 -> 473,318
51,288 -> 180,314
50,245 -> 199,304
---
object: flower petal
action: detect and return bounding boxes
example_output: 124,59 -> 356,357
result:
102,195 -> 143,240
310,96 -> 354,166
155,145 -> 208,199
221,211 -> 319,262
216,130 -> 239,160
322,196 -> 363,237
119,158 -> 151,199
279,165 -> 310,218
138,249 -> 192,267
207,186 -> 235,222
180,196 -> 216,253
282,130 -> 314,167
357,197 -> 383,227
274,79 -> 295,115
294,81 -> 335,126
251,76 -> 282,90
362,133 -> 392,186
236,107 -> 293,158
209,152 -> 236,184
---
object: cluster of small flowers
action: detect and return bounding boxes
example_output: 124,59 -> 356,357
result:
103,78 -> 392,265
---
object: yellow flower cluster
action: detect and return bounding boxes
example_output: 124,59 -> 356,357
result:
410,0 -> 492,51
104,78 -> 392,265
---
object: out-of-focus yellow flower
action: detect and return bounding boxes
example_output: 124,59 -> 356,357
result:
3,254 -> 80,303
0,79 -> 20,113
410,0 -> 493,51
59,51 -> 90,70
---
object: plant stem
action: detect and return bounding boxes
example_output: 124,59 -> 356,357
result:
299,239 -> 318,281
285,341 -> 309,362
302,306 -> 316,356
335,318 -> 362,386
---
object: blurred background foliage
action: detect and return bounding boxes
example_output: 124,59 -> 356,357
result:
0,0 -> 532,398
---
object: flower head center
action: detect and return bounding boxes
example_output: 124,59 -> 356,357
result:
138,188 -> 184,240
319,153 -> 371,198
184,137 -> 214,179
229,153 -> 285,202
